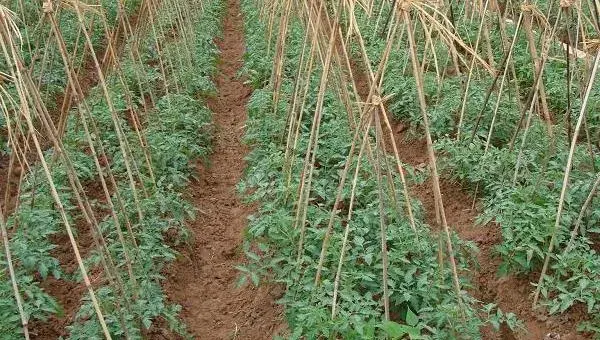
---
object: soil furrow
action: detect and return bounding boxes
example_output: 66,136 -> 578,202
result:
162,0 -> 284,338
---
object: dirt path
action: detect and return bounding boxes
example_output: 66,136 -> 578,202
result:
162,0 -> 284,338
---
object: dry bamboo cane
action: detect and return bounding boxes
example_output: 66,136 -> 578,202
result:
496,7 -> 527,143
145,0 -> 171,100
307,2 -> 355,132
0,208 -> 29,340
296,0 -> 379,266
45,10 -> 139,296
482,18 -> 495,68
371,0 -> 388,40
118,1 -> 156,110
564,5 -> 575,143
533,50 -> 600,307
18,12 -> 134,327
15,0 -> 32,57
315,106 -> 373,285
444,2 -> 463,78
2,143 -> 18,212
55,6 -> 99,138
315,0 -> 359,130
456,0 -> 492,140
418,12 -> 441,80
0,87 -> 31,214
301,0 -> 326,64
45,1 -> 142,249
32,22 -> 55,90
295,0 -> 339,264
172,0 -> 195,71
0,12 -> 112,339
334,22 -> 361,129
271,0 -> 292,113
289,0 -> 325,211
284,1 -> 321,206
469,21 -> 522,144
372,14 -> 413,222
22,106 -> 113,340
373,110 -> 390,321
562,173 -> 600,255
522,3 -> 554,139
25,72 -> 132,338
512,9 -> 562,185
153,0 -> 182,94
314,6 -> 415,276
292,0 -> 355,260
468,19 -> 523,205
95,5 -> 157,188
347,1 -> 416,231
35,8 -> 142,317
332,114 -> 372,318
69,0 -> 145,223
283,19 -> 314,199
343,0 -> 355,43
402,7 -> 466,315
337,0 -> 422,318
266,1 -> 279,55
165,1 -> 186,92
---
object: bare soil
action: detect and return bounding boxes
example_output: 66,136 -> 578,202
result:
29,223 -> 98,339
160,0 -> 285,338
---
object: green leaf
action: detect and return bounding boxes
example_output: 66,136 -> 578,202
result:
142,317 -> 152,329
406,308 -> 418,327
526,249 -> 534,265
236,275 -> 248,288
381,321 -> 411,339
250,272 -> 260,286
246,251 -> 260,261
497,262 -> 510,277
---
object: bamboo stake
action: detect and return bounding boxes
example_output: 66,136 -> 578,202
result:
0,9 -> 112,337
0,143 -> 29,340
533,50 -> 600,307
331,114 -> 372,318
69,0 -> 145,223
562,172 -> 600,255
403,8 -> 465,314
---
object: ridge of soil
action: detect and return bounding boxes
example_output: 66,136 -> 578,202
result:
161,0 -> 285,338
350,57 -> 589,339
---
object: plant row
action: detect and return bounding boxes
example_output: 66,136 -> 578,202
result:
354,0 -> 600,335
238,1 -> 519,338
0,0 -> 224,337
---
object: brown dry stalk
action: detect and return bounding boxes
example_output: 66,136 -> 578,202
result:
294,0 -> 339,264
0,92 -> 30,339
69,0 -> 146,223
563,172 -> 600,255
402,6 -> 466,315
522,2 -> 554,138
331,113 -> 373,318
271,0 -> 292,113
44,7 -> 139,299
0,7 -> 112,337
533,50 -> 600,307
